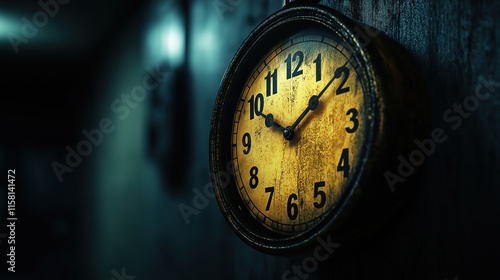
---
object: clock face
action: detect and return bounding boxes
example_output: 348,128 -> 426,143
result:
208,3 -> 425,253
231,32 -> 367,235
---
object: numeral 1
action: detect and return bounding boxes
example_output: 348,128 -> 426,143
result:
313,53 -> 322,82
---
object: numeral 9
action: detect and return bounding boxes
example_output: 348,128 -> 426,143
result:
242,132 -> 251,154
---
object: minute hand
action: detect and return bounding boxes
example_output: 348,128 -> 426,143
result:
285,73 -> 337,138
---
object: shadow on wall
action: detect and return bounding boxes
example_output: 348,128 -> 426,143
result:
90,0 -> 284,280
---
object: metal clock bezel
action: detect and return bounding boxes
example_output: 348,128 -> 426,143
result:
210,3 -> 424,254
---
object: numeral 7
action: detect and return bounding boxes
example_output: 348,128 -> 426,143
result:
265,187 -> 274,211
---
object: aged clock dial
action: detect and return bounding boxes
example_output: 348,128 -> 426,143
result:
210,3 -> 425,253
233,33 -> 366,235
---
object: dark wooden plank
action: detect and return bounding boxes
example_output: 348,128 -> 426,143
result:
302,0 -> 500,279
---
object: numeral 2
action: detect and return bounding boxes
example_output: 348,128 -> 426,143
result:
334,66 -> 350,95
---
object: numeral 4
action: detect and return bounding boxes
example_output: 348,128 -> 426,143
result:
337,148 -> 350,178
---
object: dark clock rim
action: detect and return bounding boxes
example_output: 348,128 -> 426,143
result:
210,3 -> 388,254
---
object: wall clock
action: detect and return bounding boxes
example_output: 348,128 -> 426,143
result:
209,1 -> 425,253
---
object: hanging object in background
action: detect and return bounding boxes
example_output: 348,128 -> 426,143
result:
148,63 -> 192,192
209,0 -> 426,253
147,0 -> 192,193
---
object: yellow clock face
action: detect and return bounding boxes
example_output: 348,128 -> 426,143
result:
211,4 -> 423,252
231,33 -> 366,235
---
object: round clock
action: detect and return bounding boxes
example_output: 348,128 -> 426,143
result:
210,3 -> 425,253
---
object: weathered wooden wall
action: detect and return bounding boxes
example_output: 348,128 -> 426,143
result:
304,0 -> 500,279
222,0 -> 499,279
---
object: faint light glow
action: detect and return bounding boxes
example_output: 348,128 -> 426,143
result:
161,22 -> 185,66
0,12 -> 86,51
190,18 -> 220,73
145,8 -> 185,68
197,30 -> 216,55
0,14 -> 19,38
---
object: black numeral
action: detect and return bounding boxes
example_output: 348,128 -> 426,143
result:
345,108 -> 359,133
313,53 -> 322,82
249,166 -> 259,189
265,69 -> 278,96
248,93 -> 264,120
287,193 -> 298,220
265,187 -> 274,211
313,181 -> 326,208
337,148 -> 350,178
285,51 -> 304,79
242,132 -> 251,154
334,66 -> 350,95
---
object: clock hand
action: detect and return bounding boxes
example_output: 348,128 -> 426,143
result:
283,71 -> 338,140
261,113 -> 285,132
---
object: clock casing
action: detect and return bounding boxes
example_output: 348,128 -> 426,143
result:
209,3 -> 426,254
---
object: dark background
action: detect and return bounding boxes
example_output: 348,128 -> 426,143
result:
0,0 -> 499,279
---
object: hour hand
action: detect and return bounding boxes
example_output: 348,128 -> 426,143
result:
261,113 -> 285,133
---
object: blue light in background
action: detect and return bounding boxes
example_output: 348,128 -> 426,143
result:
145,2 -> 185,68
0,13 -> 19,39
190,0 -> 219,73
161,19 -> 185,64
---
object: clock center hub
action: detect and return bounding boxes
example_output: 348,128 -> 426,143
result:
283,127 -> 295,140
